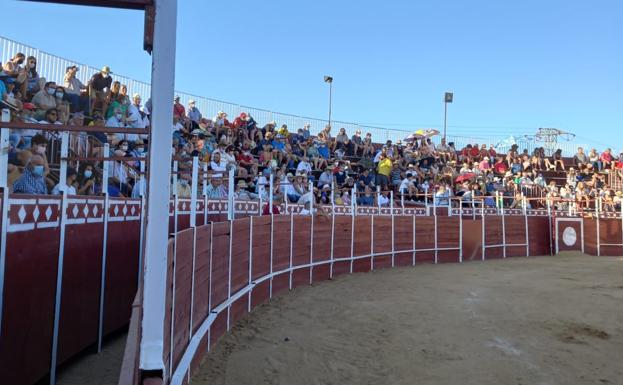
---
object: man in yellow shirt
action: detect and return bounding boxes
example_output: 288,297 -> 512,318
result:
376,153 -> 393,191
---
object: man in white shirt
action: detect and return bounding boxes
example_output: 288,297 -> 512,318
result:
296,157 -> 313,176
210,151 -> 227,178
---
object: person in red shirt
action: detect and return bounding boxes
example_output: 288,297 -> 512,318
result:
469,143 -> 481,161
493,157 -> 508,175
488,144 -> 497,159
173,96 -> 185,119
600,148 -> 613,170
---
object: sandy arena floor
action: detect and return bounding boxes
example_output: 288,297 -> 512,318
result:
193,253 -> 623,385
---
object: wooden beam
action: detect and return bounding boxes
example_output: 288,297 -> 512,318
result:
21,0 -> 152,10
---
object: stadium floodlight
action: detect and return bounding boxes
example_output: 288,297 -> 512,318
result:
443,92 -> 454,139
324,76 -> 333,127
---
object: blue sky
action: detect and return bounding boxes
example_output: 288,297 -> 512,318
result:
2,0 -> 621,150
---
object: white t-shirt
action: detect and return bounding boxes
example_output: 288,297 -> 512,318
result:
52,183 -> 77,195
399,178 -> 413,193
296,161 -> 312,175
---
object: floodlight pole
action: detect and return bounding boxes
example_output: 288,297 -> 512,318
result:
443,92 -> 453,140
325,76 -> 333,127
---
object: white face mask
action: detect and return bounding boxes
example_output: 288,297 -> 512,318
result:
29,63 -> 36,69
102,73 -> 109,78
120,145 -> 128,151
55,92 -> 64,98
136,147 -> 144,154
47,88 -> 56,95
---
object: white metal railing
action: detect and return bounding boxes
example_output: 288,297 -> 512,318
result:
1,35 -> 588,154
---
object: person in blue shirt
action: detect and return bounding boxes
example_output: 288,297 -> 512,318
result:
13,154 -> 48,194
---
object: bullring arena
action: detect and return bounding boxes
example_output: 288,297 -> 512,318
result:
1,2 -> 622,385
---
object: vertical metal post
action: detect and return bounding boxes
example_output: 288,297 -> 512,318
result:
501,199 -> 507,258
0,108 -> 11,334
268,174 -> 273,215
140,0 -> 178,373
227,166 -> 235,220
98,189 -> 110,353
190,157 -> 198,227
547,197 -> 553,256
50,131 -> 69,385
50,190 -> 69,385
390,191 -> 395,267
481,210 -> 486,261
412,214 -> 416,266
524,196 -> 529,257
459,212 -> 463,262
370,215 -> 374,270
0,108 -> 9,187
137,161 -> 146,284
289,213 -> 294,289
596,197 -> 601,257
443,100 -> 448,140
248,216 -> 253,312
203,163 -> 208,225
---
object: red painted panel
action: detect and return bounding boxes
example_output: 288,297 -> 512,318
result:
332,260 -> 351,276
0,228 -> 60,385
312,263 -> 331,283
271,272 -> 290,297
163,240 -> 174,378
250,281 -> 270,310
189,333 -> 210,379
353,216 -> 372,257
352,257 -> 372,273
582,219 -> 597,255
104,219 -> 140,335
292,216 -> 311,267
172,229 -> 194,371
312,216 -> 332,262
292,267 -> 311,289
462,219 -> 482,261
231,219 -> 250,294
599,218 -> 623,256
192,225 -> 211,333
394,216 -> 414,267
372,218 -> 393,262
209,309 -> 228,349
437,217 -> 460,263
333,216 -> 352,259
272,215 -> 291,271
415,217 -> 435,264
251,216 -> 271,280
229,295 -> 249,327
484,216 -> 504,259
528,217 -> 551,256
210,222 -> 230,309
58,221 -> 104,364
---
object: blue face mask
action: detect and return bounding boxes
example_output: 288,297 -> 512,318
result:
32,165 -> 44,176
84,170 -> 93,178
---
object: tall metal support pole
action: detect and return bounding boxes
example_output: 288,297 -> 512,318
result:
328,81 -> 332,127
140,0 -> 178,376
443,100 -> 448,140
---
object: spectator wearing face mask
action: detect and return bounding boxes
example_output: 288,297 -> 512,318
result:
130,139 -> 147,168
13,153 -> 48,194
77,164 -> 97,195
31,81 -> 58,119
63,65 -> 88,113
89,66 -> 113,114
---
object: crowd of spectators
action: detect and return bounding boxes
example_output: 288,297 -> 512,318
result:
3,51 -> 623,213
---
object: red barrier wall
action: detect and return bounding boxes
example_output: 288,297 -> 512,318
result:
0,196 -> 141,385
161,212 -> 568,385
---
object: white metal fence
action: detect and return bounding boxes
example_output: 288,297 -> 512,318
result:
1,35 -> 585,155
